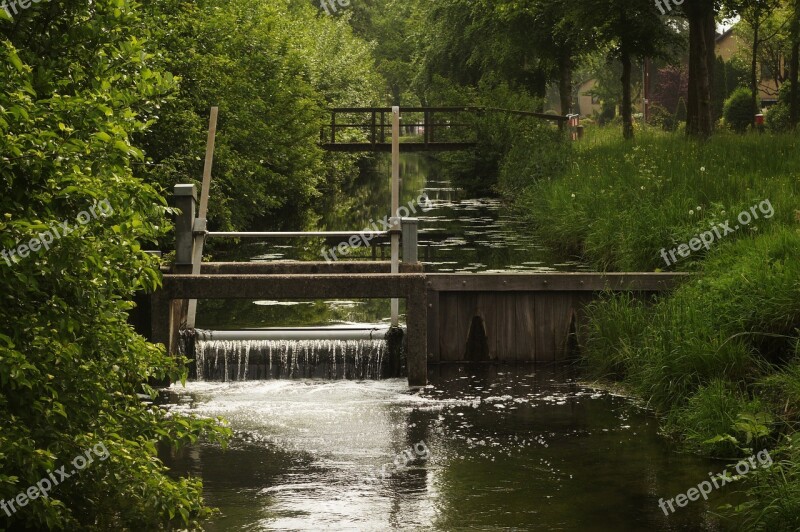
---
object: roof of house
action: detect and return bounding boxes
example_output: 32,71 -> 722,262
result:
716,27 -> 735,43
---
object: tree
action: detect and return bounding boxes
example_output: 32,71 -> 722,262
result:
726,0 -> 786,127
791,0 -> 800,127
572,0 -> 679,139
684,0 -> 717,138
138,0 -> 383,233
0,1 -> 229,528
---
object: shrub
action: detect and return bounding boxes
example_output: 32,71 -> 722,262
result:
767,82 -> 794,133
0,4 -> 230,529
724,87 -> 758,133
497,122 -> 569,194
767,102 -> 791,133
649,103 -> 679,131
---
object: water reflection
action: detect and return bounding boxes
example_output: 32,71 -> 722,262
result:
162,367 -> 730,531
197,154 -> 589,330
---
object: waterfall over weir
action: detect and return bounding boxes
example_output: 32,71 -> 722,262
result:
181,329 -> 402,381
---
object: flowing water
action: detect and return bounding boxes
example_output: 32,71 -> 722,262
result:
194,339 -> 388,381
161,155 -> 736,530
162,367 -> 732,531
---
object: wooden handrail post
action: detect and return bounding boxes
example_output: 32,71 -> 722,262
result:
391,107 -> 400,327
174,184 -> 197,270
186,106 -> 218,329
331,111 -> 336,144
173,183 -> 196,333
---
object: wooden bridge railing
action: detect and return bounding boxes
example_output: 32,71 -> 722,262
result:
321,106 -> 568,152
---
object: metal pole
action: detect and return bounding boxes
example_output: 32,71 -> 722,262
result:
195,327 -> 395,342
186,107 -> 218,329
391,106 -> 400,327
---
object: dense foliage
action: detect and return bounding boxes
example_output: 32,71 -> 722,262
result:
511,127 -> 800,527
724,87 -> 759,133
139,0 -> 383,233
0,1 -> 230,528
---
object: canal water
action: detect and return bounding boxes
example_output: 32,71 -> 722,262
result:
162,155 -> 736,530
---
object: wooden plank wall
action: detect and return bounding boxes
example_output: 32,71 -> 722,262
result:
426,273 -> 688,363
434,291 -> 593,362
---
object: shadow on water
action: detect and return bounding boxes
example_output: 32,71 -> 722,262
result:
161,366 -> 738,531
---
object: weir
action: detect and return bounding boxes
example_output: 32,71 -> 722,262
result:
133,107 -> 688,388
190,337 -> 391,382
186,327 -> 400,382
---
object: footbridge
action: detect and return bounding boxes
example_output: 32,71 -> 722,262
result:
320,106 -> 569,152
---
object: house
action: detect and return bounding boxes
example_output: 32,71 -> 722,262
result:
715,26 -> 783,106
573,24 -> 785,118
576,78 -> 602,117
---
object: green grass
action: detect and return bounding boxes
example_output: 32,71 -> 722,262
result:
510,127 -> 800,528
516,127 -> 800,271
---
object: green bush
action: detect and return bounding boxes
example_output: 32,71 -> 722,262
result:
649,103 -> 679,132
0,3 -> 230,529
767,82 -> 794,133
767,102 -> 791,133
497,122 -> 570,195
724,87 -> 758,133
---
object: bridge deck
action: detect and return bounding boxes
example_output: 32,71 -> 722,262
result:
321,142 -> 477,153
141,263 -> 689,386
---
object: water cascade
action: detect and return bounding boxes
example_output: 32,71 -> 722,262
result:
181,328 -> 401,381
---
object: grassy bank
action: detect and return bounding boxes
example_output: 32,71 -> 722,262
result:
514,127 -> 799,271
508,127 -> 800,529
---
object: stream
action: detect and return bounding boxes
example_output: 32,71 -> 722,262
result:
161,154 -> 734,530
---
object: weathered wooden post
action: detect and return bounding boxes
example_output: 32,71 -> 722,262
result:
371,110 -> 377,145
185,106 -> 218,329
174,184 -> 196,272
165,183 -> 196,354
401,218 -> 419,264
390,106 -> 400,327
406,275 -> 428,387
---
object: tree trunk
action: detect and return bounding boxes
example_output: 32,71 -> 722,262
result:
791,0 -> 800,128
686,0 -> 716,138
530,73 -> 547,113
621,50 -> 634,140
558,54 -> 573,116
751,20 -> 760,127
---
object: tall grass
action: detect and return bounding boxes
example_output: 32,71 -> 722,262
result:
516,128 -> 800,271
513,128 -> 800,528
